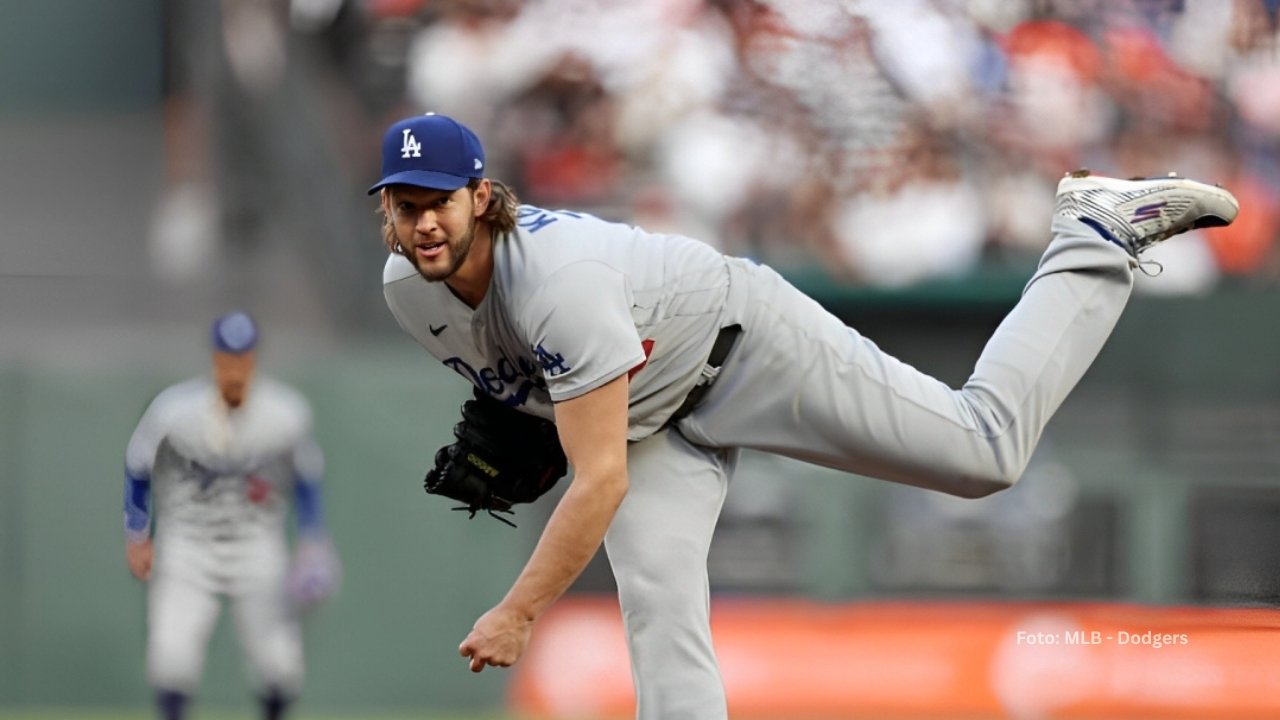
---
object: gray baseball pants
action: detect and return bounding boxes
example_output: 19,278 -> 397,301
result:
147,536 -> 303,697
604,216 -> 1133,719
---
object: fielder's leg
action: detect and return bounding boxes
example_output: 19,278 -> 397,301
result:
147,574 -> 222,704
230,568 -> 305,705
605,428 -> 736,720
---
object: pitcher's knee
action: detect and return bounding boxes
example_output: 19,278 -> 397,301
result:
945,461 -> 1027,498
953,474 -> 1015,498
617,581 -> 708,626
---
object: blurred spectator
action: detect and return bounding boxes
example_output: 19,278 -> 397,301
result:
403,0 -> 531,152
828,122 -> 988,286
504,54 -> 624,206
1204,160 -> 1280,278
151,0 -> 381,327
861,0 -> 986,131
1102,24 -> 1216,132
164,0 -> 1280,299
1000,17 -> 1111,174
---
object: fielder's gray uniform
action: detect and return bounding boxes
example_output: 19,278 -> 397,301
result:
125,375 -> 322,697
384,206 -> 1132,720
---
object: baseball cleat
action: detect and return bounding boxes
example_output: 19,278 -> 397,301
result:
1054,169 -> 1239,257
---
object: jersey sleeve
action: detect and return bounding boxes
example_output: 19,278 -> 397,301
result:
269,383 -> 326,485
292,437 -> 328,538
520,261 -> 645,402
124,385 -> 186,479
122,384 -> 185,540
276,387 -> 329,538
383,254 -> 427,347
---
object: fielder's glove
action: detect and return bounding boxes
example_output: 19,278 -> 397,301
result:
288,537 -> 341,611
424,388 -> 568,527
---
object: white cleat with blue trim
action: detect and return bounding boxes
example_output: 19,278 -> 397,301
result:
1054,169 -> 1239,258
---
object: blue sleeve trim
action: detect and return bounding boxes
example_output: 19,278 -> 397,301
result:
124,468 -> 151,535
294,475 -> 327,538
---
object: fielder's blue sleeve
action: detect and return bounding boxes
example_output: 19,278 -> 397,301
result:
123,383 -> 185,542
292,438 -> 329,540
124,467 -> 151,543
293,475 -> 328,539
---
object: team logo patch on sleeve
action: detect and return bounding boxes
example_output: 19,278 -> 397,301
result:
534,345 -> 572,377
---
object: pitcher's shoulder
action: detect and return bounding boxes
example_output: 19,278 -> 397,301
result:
383,252 -> 418,285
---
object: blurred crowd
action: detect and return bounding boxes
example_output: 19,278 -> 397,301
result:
161,0 -> 1280,296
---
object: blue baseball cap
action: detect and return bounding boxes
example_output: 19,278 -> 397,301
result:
211,312 -> 258,354
367,113 -> 486,195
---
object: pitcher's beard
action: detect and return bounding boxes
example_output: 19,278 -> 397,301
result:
414,216 -> 477,282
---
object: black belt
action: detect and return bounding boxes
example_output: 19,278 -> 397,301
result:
668,324 -> 742,423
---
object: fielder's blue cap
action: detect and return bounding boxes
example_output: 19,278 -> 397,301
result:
211,311 -> 258,354
367,113 -> 485,195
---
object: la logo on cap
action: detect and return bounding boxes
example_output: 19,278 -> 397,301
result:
401,128 -> 422,159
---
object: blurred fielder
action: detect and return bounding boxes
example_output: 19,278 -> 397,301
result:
123,311 -> 340,720
369,113 -> 1237,720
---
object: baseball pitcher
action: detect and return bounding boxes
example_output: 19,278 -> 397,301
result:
370,113 -> 1237,720
123,312 -> 340,720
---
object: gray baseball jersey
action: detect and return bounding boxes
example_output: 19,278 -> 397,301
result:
126,374 -> 320,694
383,205 -> 729,439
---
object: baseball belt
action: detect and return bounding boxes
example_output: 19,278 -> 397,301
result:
668,324 -> 742,424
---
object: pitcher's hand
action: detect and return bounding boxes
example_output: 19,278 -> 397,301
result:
459,603 -> 533,673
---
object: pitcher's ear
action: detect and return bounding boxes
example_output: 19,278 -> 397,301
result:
472,178 -> 492,217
